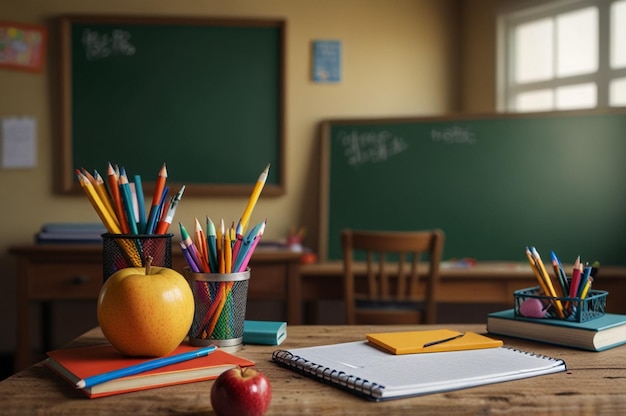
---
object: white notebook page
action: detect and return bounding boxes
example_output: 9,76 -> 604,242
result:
279,341 -> 566,399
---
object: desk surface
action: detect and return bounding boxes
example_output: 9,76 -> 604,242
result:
1,325 -> 625,415
299,260 -> 626,279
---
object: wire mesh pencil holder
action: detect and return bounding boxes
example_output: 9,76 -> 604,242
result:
102,233 -> 173,282
184,267 -> 250,352
514,286 -> 607,322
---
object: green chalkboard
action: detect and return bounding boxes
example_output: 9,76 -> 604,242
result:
57,16 -> 285,196
320,111 -> 626,265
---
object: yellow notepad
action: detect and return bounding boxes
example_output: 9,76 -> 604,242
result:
366,329 -> 503,354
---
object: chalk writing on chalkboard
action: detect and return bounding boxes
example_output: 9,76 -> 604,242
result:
81,28 -> 136,61
339,130 -> 409,167
431,126 -> 476,145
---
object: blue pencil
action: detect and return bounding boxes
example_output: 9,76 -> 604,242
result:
232,220 -> 264,273
118,168 -> 139,235
577,264 -> 592,299
206,217 -> 219,273
134,174 -> 147,233
76,345 -> 217,389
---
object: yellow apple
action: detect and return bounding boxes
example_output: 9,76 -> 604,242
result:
97,258 -> 194,357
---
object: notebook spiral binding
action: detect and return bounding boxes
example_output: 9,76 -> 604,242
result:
272,350 -> 385,399
506,347 -> 567,367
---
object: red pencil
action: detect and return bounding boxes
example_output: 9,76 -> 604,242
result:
106,162 -> 129,234
145,163 -> 167,234
568,256 -> 582,298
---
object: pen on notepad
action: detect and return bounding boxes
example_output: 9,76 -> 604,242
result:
423,332 -> 465,348
76,345 -> 217,389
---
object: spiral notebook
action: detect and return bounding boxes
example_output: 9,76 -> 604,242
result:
272,341 -> 566,401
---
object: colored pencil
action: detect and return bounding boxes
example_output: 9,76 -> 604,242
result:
155,184 -> 185,234
530,247 -> 564,318
85,168 -> 119,229
239,164 -> 269,232
179,222 -> 204,272
569,256 -> 582,299
194,217 -> 211,273
76,346 -> 217,389
76,170 -> 121,234
231,220 -> 244,266
106,162 -> 129,234
236,220 -> 265,272
133,174 -> 147,233
145,163 -> 167,234
550,251 -> 569,296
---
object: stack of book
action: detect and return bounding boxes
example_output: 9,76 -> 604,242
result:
487,309 -> 626,352
35,222 -> 107,244
45,343 -> 254,398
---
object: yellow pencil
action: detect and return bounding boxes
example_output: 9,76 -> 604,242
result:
93,169 -> 120,229
579,277 -> 594,300
224,231 -> 232,274
77,169 -> 142,266
240,164 -> 270,232
530,247 -> 565,319
76,170 -> 121,234
525,248 -> 564,319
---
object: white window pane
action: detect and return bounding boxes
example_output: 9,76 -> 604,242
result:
555,83 -> 597,110
557,7 -> 598,77
611,1 -> 626,68
515,90 -> 553,112
610,78 -> 626,106
515,19 -> 553,83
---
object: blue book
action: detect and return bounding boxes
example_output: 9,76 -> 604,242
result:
487,309 -> 626,352
243,320 -> 287,346
40,222 -> 107,233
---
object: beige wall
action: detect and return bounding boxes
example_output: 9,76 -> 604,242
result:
460,0 -> 498,112
0,0 -> 498,354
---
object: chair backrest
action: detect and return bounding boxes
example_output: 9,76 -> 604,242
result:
341,229 -> 445,325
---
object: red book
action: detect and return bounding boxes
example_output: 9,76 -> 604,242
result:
45,343 -> 254,399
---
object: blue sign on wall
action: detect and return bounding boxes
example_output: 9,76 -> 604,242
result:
312,40 -> 341,83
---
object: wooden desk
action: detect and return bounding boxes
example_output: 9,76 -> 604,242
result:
9,245 -> 301,372
1,325 -> 625,414
292,261 -> 626,324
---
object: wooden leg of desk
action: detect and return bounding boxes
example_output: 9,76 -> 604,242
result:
15,258 -> 31,373
288,264 -> 302,325
42,302 -> 52,353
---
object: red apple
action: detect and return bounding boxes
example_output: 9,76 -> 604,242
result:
97,257 -> 194,357
211,366 -> 272,416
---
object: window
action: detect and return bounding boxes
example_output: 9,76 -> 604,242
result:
498,0 -> 626,112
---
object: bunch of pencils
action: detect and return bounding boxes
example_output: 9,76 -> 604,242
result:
525,246 -> 600,319
180,218 -> 266,275
76,163 -> 184,236
76,163 -> 185,266
182,164 -> 270,340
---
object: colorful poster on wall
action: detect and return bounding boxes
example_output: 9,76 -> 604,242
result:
0,21 -> 47,72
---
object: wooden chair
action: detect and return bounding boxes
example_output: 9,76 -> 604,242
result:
341,229 -> 445,325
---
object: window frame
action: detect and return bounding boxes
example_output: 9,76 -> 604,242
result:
497,0 -> 626,112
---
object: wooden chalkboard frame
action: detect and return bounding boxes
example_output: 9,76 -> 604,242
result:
56,15 -> 286,197
318,110 -> 626,264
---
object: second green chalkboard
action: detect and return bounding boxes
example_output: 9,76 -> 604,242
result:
320,111 -> 626,265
